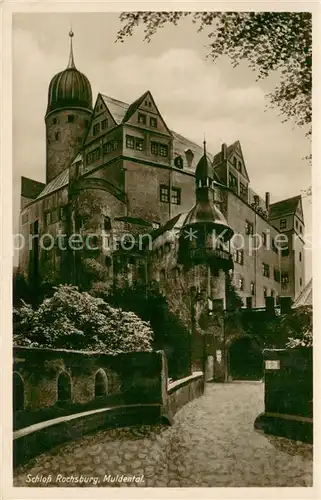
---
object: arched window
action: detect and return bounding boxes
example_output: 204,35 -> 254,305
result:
57,372 -> 72,402
95,369 -> 108,398
13,372 -> 24,412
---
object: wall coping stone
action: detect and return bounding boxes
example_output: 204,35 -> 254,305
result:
167,371 -> 203,395
13,403 -> 161,440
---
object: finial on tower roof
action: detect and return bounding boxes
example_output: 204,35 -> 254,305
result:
67,29 -> 76,69
203,135 -> 207,158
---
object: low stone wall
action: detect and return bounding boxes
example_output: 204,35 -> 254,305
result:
163,372 -> 204,422
254,347 -> 312,443
13,346 -> 164,430
13,347 -> 205,467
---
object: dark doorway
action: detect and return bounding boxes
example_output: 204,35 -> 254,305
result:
57,372 -> 72,402
95,370 -> 108,398
13,373 -> 24,412
229,337 -> 263,380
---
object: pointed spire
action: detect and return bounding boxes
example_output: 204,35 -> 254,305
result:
67,29 -> 76,69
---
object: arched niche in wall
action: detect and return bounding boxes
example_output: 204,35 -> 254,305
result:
13,372 -> 25,412
57,371 -> 72,402
94,369 -> 108,398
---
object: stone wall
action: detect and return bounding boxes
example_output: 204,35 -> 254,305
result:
254,347 -> 312,443
13,347 -> 164,428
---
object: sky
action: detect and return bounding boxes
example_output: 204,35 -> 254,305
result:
12,12 -> 312,279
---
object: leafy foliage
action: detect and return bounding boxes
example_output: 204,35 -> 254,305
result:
283,306 -> 313,348
93,281 -> 191,379
13,285 -> 153,354
117,12 -> 311,132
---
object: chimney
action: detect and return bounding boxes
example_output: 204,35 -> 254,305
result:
253,194 -> 260,206
265,192 -> 270,212
246,297 -> 253,310
279,296 -> 293,314
265,296 -> 275,313
221,143 -> 227,161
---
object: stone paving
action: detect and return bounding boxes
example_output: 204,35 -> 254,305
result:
13,382 -> 313,487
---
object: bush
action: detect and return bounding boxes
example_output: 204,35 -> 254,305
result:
13,284 -> 153,354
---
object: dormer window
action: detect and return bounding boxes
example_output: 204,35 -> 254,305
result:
233,157 -> 237,168
238,161 -> 242,171
138,113 -> 146,125
101,118 -> 108,130
174,156 -> 184,169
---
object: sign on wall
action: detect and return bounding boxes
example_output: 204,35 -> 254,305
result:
265,360 -> 280,370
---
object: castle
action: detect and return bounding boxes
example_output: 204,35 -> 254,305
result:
19,32 -> 305,341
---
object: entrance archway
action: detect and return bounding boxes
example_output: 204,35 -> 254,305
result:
94,369 -> 108,398
13,372 -> 24,412
57,372 -> 72,402
229,336 -> 263,380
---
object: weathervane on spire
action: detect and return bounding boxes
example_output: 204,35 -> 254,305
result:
67,26 -> 76,69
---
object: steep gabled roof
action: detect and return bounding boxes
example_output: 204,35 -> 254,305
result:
292,278 -> 312,308
100,94 -> 129,124
213,141 -> 239,166
121,91 -> 149,123
21,177 -> 45,199
269,195 -> 301,219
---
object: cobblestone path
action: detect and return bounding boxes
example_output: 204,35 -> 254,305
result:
14,382 -> 313,487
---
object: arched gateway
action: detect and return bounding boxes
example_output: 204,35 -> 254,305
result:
228,336 -> 263,380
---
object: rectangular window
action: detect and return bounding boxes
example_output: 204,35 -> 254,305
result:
101,118 -> 108,130
159,144 -> 168,157
250,282 -> 255,296
240,182 -> 248,199
93,123 -> 100,136
103,140 -> 117,154
160,185 -> 170,203
171,187 -> 181,205
87,148 -> 100,164
138,113 -> 146,125
299,252 -> 302,262
67,115 -> 74,123
280,219 -> 287,230
245,220 -> 254,235
59,207 -> 65,220
281,247 -> 289,257
151,142 -> 158,155
262,232 -> 267,246
126,135 -> 135,149
263,287 -> 268,298
44,211 -> 51,226
150,117 -> 157,128
237,249 -> 244,265
233,249 -> 244,265
274,268 -> 280,282
238,277 -> 244,291
262,263 -> 270,278
135,138 -> 144,151
229,173 -> 237,189
51,209 -> 58,224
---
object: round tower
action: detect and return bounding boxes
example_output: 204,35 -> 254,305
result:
45,31 -> 93,183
